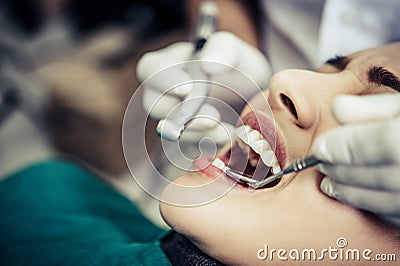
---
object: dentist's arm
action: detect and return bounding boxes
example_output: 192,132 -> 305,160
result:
312,94 -> 400,227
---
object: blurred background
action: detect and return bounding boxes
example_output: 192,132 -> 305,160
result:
0,0 -> 187,174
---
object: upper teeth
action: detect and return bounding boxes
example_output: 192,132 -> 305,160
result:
235,125 -> 282,174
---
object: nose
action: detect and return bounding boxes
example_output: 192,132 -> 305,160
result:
268,70 -> 338,129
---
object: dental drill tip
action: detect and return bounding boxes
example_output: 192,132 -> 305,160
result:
156,119 -> 184,141
200,1 -> 218,16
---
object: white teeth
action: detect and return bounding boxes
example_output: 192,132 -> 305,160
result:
272,157 -> 282,174
235,125 -> 281,172
261,150 -> 274,166
234,125 -> 251,143
273,165 -> 281,175
249,139 -> 269,155
212,158 -> 226,171
247,130 -> 261,143
237,138 -> 250,154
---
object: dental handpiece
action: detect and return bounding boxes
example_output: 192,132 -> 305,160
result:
156,1 -> 218,141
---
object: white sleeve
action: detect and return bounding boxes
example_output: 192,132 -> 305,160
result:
318,0 -> 400,65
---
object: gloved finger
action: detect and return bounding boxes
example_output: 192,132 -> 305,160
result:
206,68 -> 263,108
233,41 -> 271,88
312,117 -> 400,165
185,103 -> 221,131
318,164 -> 400,191
209,60 -> 268,101
142,86 -> 181,120
136,42 -> 194,81
332,94 -> 400,124
200,31 -> 271,88
199,32 -> 242,74
320,177 -> 400,215
180,122 -> 235,145
142,68 -> 193,98
137,43 -> 195,97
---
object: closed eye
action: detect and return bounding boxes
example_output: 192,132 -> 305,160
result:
325,55 -> 349,70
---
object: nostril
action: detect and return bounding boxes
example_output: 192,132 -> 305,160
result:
280,93 -> 298,120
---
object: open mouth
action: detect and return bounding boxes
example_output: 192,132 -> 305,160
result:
213,111 -> 286,189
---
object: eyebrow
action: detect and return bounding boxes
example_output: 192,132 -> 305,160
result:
325,55 -> 349,70
326,56 -> 400,92
368,66 -> 400,92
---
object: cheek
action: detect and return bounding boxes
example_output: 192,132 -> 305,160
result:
312,111 -> 341,144
161,171 -> 385,266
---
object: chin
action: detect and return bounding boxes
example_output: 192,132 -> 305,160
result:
161,171 -> 399,265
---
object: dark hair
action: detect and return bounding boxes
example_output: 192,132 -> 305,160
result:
1,0 -> 186,39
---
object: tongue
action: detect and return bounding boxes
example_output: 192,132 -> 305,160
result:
227,142 -> 272,181
227,142 -> 249,172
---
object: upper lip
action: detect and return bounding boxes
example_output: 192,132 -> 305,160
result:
237,110 -> 287,169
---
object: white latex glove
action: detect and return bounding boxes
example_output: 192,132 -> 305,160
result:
312,94 -> 400,228
136,31 -> 271,144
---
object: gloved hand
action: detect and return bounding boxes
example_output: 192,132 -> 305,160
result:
136,31 -> 272,144
312,94 -> 400,228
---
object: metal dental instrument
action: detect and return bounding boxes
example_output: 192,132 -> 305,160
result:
212,158 -> 259,185
156,1 -> 218,141
222,155 -> 322,189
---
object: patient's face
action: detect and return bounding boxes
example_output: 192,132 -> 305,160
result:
160,43 -> 400,265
